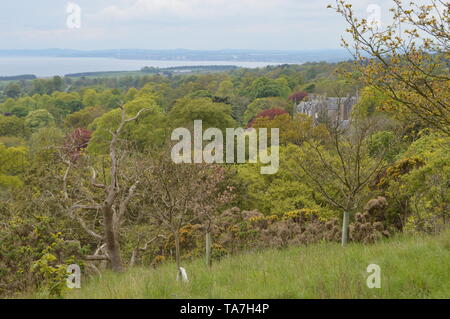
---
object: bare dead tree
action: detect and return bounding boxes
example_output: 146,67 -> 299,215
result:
61,105 -> 149,271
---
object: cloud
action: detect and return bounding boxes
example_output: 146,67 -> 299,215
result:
0,0 -> 409,50
99,0 -> 192,20
6,27 -> 106,40
96,0 -> 330,22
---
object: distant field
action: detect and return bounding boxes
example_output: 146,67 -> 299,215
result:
64,65 -> 240,79
65,70 -> 152,79
54,231 -> 450,299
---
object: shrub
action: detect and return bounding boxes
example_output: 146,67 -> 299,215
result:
349,212 -> 390,244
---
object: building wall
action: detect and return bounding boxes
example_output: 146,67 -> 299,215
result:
296,96 -> 357,123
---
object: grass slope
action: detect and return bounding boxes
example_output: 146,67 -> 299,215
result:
67,231 -> 449,299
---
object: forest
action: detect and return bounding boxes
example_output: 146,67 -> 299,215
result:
0,1 -> 448,298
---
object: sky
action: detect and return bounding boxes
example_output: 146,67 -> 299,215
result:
0,0 -> 413,51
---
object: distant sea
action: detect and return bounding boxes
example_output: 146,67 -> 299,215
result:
0,57 -> 280,78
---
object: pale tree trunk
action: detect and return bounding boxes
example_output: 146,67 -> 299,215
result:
341,211 -> 350,246
129,250 -> 137,268
173,230 -> 181,276
104,207 -> 123,272
205,230 -> 212,268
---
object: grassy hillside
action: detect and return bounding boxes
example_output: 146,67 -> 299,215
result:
62,231 -> 449,299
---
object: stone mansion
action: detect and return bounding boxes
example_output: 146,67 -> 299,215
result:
295,95 -> 358,124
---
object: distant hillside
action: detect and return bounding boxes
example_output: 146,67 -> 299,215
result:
0,49 -> 352,64
0,74 -> 36,81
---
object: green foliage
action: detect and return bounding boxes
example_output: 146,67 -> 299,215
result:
252,113 -> 328,146
51,91 -> 83,115
0,115 -> 27,137
0,143 -> 27,189
187,89 -> 214,99
313,78 -> 358,97
385,134 -> 449,232
30,77 -> 65,95
31,253 -> 68,297
0,136 -> 25,148
371,133 -> 449,232
81,88 -> 99,107
353,86 -> 389,118
236,146 -> 338,218
10,105 -> 29,118
401,151 -> 449,232
0,214 -> 84,297
5,83 -> 21,99
245,77 -> 291,100
368,131 -> 400,163
29,127 -> 65,153
65,106 -> 106,129
25,109 -> 55,131
88,94 -> 167,153
216,80 -> 234,98
168,97 -> 236,131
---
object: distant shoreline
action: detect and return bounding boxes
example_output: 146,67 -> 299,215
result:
0,49 -> 351,78
0,57 -> 283,78
0,48 -> 351,64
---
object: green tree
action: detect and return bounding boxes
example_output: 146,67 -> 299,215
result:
0,143 -> 27,189
88,94 -> 167,153
377,133 -> 449,232
25,109 -> 55,131
368,131 -> 401,163
52,76 -> 64,92
0,115 -> 27,137
237,146 -> 337,217
187,90 -> 213,99
398,134 -> 449,226
216,80 -> 235,98
29,127 -> 64,154
65,106 -> 106,129
246,77 -> 291,99
5,83 -> 21,99
30,79 -> 47,95
168,97 -> 236,131
52,92 -> 83,114
82,89 -> 99,107
10,106 -> 29,118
